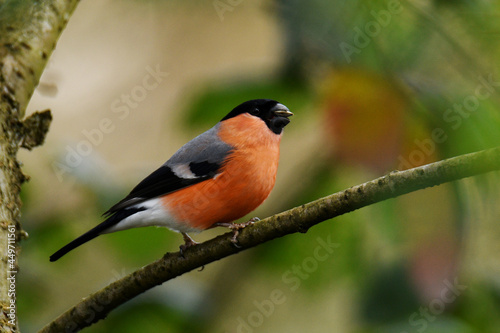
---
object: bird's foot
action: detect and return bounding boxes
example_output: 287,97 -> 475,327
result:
179,232 -> 198,257
215,217 -> 260,248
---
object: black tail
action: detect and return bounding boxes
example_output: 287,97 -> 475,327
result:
50,220 -> 112,262
50,208 -> 145,262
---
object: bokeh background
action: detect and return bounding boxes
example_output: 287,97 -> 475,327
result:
19,0 -> 500,332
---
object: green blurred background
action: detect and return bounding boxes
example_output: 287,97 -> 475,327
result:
19,0 -> 500,332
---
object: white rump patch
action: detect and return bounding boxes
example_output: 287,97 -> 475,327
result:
103,198 -> 200,234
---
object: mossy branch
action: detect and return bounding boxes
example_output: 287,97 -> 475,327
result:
0,1 -> 80,332
40,147 -> 500,333
0,0 -> 80,116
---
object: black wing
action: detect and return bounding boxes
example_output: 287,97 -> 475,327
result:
103,160 -> 222,215
104,124 -> 234,215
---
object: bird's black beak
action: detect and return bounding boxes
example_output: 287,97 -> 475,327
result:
268,103 -> 293,134
271,103 -> 294,118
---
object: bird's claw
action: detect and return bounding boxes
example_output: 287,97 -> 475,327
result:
216,217 -> 260,248
179,232 -> 198,257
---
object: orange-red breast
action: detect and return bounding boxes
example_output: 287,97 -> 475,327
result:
50,99 -> 292,261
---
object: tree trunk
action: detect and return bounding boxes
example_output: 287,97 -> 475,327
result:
0,1 -> 80,331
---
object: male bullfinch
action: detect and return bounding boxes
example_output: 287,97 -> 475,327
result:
50,99 -> 292,261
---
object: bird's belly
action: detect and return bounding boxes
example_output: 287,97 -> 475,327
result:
163,146 -> 279,230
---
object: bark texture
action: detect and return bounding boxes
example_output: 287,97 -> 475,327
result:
0,1 -> 80,331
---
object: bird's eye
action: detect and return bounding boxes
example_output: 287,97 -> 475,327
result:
250,108 -> 260,116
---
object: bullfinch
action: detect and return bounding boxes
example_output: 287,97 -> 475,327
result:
50,99 -> 293,261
